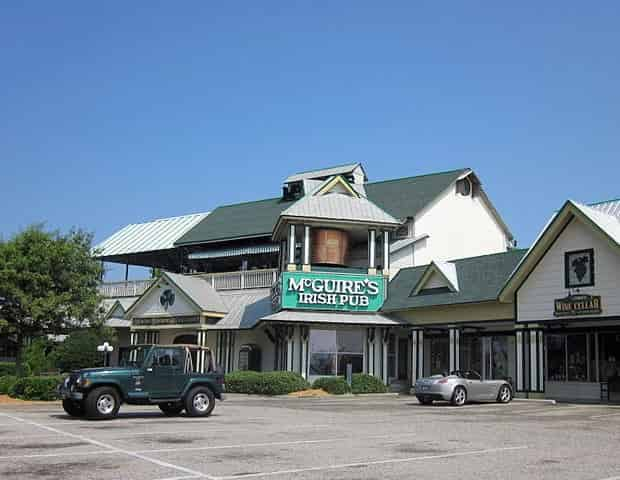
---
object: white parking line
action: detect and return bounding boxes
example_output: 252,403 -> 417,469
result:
213,445 -> 528,479
0,412 -> 215,480
590,412 -> 620,419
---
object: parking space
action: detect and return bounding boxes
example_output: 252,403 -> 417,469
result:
1,396 -> 620,479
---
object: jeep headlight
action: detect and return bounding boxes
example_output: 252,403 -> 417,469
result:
76,375 -> 92,389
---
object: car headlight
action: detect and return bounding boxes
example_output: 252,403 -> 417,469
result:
75,376 -> 92,388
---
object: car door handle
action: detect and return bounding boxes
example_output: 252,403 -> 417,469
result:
146,368 -> 153,372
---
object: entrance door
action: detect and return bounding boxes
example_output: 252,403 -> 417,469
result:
398,338 -> 408,380
482,336 -> 515,384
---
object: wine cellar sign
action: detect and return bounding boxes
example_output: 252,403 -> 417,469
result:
554,294 -> 602,317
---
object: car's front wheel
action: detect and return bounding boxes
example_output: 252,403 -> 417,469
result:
497,384 -> 512,403
84,387 -> 121,420
62,399 -> 84,417
159,402 -> 184,416
451,386 -> 467,406
416,396 -> 433,405
184,386 -> 215,417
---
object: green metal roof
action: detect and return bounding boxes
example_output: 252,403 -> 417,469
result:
381,249 -> 527,311
175,168 -> 467,246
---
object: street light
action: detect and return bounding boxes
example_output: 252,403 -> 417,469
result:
97,342 -> 115,367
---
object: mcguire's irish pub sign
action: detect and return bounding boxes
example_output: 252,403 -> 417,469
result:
554,294 -> 602,317
280,271 -> 385,312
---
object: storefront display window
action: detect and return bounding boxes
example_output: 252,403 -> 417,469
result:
460,335 -> 482,374
547,333 -> 590,382
424,335 -> 449,376
309,329 -> 363,376
599,333 -> 620,382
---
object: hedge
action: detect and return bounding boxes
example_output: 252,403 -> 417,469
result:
225,371 -> 309,395
312,376 -> 351,395
351,374 -> 387,394
0,376 -> 17,394
8,376 -> 64,401
0,362 -> 16,377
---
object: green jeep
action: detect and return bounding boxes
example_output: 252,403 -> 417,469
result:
58,344 -> 224,420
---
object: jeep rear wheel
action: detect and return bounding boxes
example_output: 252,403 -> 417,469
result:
84,387 -> 120,420
62,399 -> 84,417
158,402 -> 184,416
184,386 -> 215,417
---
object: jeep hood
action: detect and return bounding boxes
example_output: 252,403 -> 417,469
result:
75,367 -> 139,376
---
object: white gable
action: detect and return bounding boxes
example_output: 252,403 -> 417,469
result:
129,279 -> 201,319
108,303 -> 126,319
517,216 -> 620,322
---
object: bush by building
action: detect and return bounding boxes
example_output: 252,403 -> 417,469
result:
22,338 -> 55,376
312,376 -> 351,394
8,375 -> 63,401
51,327 -> 117,373
0,362 -> 16,377
350,373 -> 387,394
0,375 -> 17,394
225,371 -> 309,395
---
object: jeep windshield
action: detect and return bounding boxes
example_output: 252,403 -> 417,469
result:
119,345 -> 150,368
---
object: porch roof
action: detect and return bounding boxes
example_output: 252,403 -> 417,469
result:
260,309 -> 407,327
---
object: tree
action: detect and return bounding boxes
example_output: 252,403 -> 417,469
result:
0,225 -> 103,375
51,327 -> 117,372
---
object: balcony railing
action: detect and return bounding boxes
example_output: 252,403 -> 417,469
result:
98,268 -> 279,298
199,268 -> 279,290
98,279 -> 154,298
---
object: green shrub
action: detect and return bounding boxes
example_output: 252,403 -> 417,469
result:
51,327 -> 117,372
23,338 -> 55,376
351,374 -> 387,394
0,362 -> 16,377
0,375 -> 17,394
225,371 -> 309,395
312,376 -> 351,394
8,376 -> 63,401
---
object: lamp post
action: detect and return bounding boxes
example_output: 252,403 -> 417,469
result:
97,342 -> 115,367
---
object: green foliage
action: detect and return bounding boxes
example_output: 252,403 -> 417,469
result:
0,362 -> 16,377
351,374 -> 387,394
0,225 -> 103,374
52,327 -> 117,373
8,375 -> 63,401
0,375 -> 17,394
22,338 -> 55,376
225,371 -> 309,395
312,376 -> 351,394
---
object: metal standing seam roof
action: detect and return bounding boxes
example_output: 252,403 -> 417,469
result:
260,309 -> 406,326
175,169 -> 468,246
94,212 -> 208,258
285,163 -> 364,183
279,193 -> 402,226
210,289 -> 273,330
382,249 -> 527,311
589,198 -> 620,219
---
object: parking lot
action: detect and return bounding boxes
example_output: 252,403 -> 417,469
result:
1,395 -> 620,480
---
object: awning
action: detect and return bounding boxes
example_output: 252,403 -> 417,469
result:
188,244 -> 280,260
260,309 -> 407,327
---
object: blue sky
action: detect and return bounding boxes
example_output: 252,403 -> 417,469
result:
1,2 -> 618,280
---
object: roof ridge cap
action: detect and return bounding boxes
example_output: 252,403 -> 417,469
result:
365,168 -> 468,186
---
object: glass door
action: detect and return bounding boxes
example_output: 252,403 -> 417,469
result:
482,336 -> 515,384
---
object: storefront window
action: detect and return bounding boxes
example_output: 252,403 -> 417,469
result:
460,336 -> 482,374
424,335 -> 449,376
599,333 -> 620,382
309,329 -> 363,376
387,334 -> 396,379
547,333 -> 589,382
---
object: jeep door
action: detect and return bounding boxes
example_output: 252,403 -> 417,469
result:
144,347 -> 187,398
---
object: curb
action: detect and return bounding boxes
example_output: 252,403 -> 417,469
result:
512,398 -> 557,405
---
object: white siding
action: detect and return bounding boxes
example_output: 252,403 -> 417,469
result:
517,218 -> 620,322
130,285 -> 199,318
412,186 -> 509,267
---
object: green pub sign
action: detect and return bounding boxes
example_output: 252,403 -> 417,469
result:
280,271 -> 385,312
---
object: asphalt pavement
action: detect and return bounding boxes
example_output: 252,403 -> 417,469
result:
1,394 -> 620,479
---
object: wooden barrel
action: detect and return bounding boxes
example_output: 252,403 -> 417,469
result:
311,228 -> 349,266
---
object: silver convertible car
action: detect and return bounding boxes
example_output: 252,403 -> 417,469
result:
414,370 -> 512,406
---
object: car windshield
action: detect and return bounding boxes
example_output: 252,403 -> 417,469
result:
119,346 -> 150,368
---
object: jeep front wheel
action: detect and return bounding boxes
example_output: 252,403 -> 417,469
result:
85,387 -> 120,420
159,402 -> 184,416
62,399 -> 84,417
184,386 -> 215,417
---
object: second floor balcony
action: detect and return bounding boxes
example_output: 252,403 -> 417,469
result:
98,268 -> 280,298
